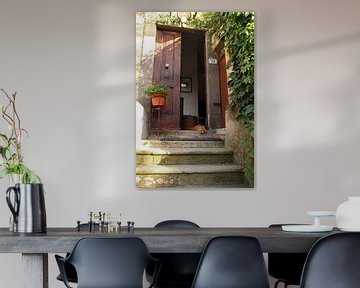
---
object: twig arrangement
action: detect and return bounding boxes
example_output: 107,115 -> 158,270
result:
0,88 -> 40,183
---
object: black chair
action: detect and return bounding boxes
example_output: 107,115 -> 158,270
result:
154,220 -> 200,229
191,236 -> 270,288
268,224 -> 308,288
55,237 -> 160,288
147,220 -> 201,288
56,262 -> 77,284
56,223 -> 99,284
300,232 -> 360,288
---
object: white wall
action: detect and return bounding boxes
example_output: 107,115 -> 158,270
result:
1,0 -> 360,287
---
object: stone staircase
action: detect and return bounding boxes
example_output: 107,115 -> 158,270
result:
136,131 -> 245,188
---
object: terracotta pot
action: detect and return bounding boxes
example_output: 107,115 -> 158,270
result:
151,93 -> 166,107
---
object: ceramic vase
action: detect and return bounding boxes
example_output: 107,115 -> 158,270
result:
336,196 -> 360,231
6,183 -> 47,233
8,174 -> 22,231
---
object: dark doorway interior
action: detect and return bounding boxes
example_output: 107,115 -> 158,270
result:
180,30 -> 206,129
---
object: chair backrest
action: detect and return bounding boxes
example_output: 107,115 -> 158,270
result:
155,219 -> 200,228
150,220 -> 201,287
191,236 -> 270,288
300,232 -> 360,288
66,237 -> 154,288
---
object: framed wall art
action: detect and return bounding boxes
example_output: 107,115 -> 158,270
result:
180,77 -> 192,93
136,12 -> 255,188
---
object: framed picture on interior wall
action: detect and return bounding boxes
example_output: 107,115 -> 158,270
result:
136,12 -> 255,189
180,77 -> 192,93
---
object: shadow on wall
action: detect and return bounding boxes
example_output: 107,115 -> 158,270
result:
258,11 -> 360,206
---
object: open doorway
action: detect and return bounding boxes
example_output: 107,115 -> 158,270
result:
180,29 -> 206,130
151,26 -> 207,131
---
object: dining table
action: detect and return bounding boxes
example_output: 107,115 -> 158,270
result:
0,226 -> 340,288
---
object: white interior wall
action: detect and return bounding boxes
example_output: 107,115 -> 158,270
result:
1,0 -> 360,287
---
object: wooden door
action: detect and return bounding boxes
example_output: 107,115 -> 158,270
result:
218,53 -> 229,128
152,29 -> 181,130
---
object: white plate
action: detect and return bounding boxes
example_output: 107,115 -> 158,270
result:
338,227 -> 360,232
307,211 -> 336,217
282,225 -> 333,232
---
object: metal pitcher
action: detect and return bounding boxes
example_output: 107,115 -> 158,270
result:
6,183 -> 47,233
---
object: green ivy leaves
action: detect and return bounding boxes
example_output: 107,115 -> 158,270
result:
204,12 -> 255,185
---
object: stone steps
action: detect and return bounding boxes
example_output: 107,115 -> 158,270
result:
136,131 -> 245,188
148,130 -> 223,141
136,147 -> 234,165
141,140 -> 224,148
136,164 -> 245,188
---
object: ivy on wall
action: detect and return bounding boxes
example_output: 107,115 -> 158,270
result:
157,12 -> 255,185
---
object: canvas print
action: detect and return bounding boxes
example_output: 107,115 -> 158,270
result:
136,12 -> 254,188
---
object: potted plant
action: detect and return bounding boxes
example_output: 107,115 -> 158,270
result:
0,88 -> 46,233
145,83 -> 168,107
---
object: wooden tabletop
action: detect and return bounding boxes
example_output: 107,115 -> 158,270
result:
0,227 -> 340,254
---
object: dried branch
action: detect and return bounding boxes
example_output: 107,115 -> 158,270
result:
0,88 -> 40,183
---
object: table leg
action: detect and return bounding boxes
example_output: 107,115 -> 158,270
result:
22,253 -> 48,288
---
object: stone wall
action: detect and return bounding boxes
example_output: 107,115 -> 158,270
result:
136,12 -> 160,140
225,108 -> 246,168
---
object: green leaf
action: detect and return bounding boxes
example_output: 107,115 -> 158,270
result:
0,168 -> 9,179
0,133 -> 8,142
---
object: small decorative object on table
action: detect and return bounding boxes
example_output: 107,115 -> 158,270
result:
81,211 -> 122,232
127,221 -> 135,233
282,211 -> 335,232
0,88 -> 46,233
336,196 -> 360,231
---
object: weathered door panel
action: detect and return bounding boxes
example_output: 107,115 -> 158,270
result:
205,35 -> 221,130
152,29 -> 181,130
219,54 -> 229,128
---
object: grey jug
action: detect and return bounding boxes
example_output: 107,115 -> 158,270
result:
6,183 -> 47,233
